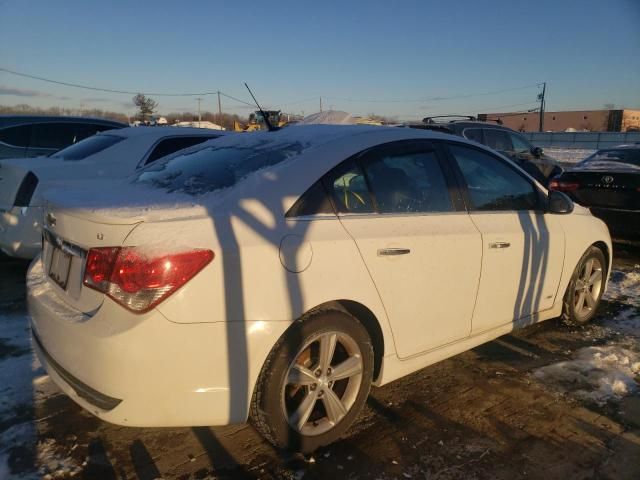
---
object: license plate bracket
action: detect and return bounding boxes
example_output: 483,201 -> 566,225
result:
48,246 -> 72,290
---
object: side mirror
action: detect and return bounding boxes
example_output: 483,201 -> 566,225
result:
531,146 -> 543,157
548,190 -> 574,214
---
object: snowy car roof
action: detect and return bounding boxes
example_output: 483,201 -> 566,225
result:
99,126 -> 230,139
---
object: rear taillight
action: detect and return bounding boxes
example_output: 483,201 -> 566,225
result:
548,179 -> 579,192
14,171 -> 39,206
83,247 -> 214,313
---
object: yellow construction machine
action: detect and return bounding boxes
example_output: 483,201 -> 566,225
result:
233,110 -> 287,132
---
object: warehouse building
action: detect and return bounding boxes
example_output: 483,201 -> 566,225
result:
478,109 -> 640,132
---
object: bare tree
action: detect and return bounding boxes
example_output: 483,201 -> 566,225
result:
133,94 -> 158,122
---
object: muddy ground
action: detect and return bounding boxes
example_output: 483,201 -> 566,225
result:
1,245 -> 639,480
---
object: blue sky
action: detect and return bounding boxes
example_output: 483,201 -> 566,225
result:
0,0 -> 639,119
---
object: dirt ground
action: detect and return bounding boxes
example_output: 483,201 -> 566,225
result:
1,246 -> 639,480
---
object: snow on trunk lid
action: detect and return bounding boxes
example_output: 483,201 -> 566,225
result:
41,205 -> 141,314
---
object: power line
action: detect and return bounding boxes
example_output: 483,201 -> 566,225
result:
218,91 -> 256,108
324,83 -> 543,104
0,67 -> 224,97
0,66 -> 545,115
405,101 -> 540,120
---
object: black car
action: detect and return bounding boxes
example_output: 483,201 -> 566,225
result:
549,144 -> 640,241
407,116 -> 562,185
0,115 -> 127,159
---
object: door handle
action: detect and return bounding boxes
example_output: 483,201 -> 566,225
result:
377,248 -> 411,256
489,241 -> 511,249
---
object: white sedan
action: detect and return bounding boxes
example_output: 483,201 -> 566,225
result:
0,127 -> 227,258
28,125 -> 611,452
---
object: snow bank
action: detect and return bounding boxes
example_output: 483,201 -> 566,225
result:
545,148 -> 595,165
533,345 -> 640,405
300,110 -> 356,125
0,307 -> 67,478
533,266 -> 640,406
604,267 -> 640,308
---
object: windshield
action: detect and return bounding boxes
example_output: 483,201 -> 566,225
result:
132,139 -> 305,195
49,134 -> 124,161
580,148 -> 640,167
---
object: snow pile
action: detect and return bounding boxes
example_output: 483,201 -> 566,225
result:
0,312 -> 41,427
533,345 -> 640,405
36,438 -> 81,478
0,309 -> 64,478
604,267 -> 640,308
300,110 -> 356,125
603,308 -> 640,337
533,265 -> 640,406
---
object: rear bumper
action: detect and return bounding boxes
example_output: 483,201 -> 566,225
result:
590,207 -> 640,240
0,205 -> 42,259
27,258 -> 288,427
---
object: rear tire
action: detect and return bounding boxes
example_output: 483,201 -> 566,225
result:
250,308 -> 374,452
562,246 -> 606,325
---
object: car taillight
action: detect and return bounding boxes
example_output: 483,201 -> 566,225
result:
83,247 -> 214,313
548,179 -> 580,192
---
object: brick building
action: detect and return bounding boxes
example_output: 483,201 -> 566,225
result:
477,109 -> 640,132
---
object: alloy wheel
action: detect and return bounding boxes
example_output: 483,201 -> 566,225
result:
281,331 -> 363,436
573,256 -> 603,320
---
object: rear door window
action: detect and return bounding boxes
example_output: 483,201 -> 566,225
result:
484,129 -> 514,152
509,132 -> 532,153
145,136 -> 217,164
30,123 -> 78,149
462,128 -> 483,144
73,123 -> 119,142
0,125 -> 32,147
361,149 -> 454,213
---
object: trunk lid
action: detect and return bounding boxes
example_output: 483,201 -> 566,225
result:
41,205 -> 141,313
561,166 -> 640,209
40,180 -> 212,314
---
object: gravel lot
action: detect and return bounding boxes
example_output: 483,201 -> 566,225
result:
1,246 -> 639,480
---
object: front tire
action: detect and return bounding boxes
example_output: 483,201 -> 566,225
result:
250,308 -> 374,452
562,246 -> 606,325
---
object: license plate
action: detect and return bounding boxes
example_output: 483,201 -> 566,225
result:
48,246 -> 72,290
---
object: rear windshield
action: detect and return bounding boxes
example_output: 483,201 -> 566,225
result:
132,140 -> 305,195
581,148 -> 640,167
50,134 -> 124,161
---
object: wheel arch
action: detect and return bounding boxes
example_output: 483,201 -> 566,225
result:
330,299 -> 385,383
592,240 -> 611,277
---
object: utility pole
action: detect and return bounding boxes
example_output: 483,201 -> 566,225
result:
320,96 -> 323,113
217,91 -> 222,127
196,98 -> 202,128
538,82 -> 546,132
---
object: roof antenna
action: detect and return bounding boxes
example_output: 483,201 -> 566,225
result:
244,83 -> 276,131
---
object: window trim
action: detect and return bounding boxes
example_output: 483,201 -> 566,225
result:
442,140 -> 546,213
0,124 -> 32,148
330,140 -> 463,217
461,127 -> 485,145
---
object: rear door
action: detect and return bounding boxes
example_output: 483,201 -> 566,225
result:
324,140 -> 482,358
446,142 -> 565,333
